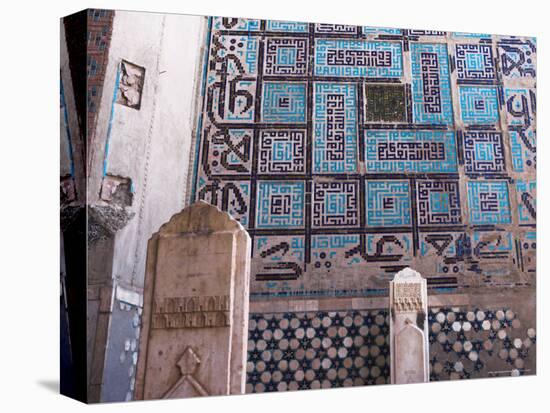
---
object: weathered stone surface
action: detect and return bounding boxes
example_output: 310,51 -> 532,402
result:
390,268 -> 429,384
88,205 -> 135,244
116,60 -> 145,110
134,201 -> 251,400
99,174 -> 133,206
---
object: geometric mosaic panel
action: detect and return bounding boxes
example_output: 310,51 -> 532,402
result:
205,128 -> 252,175
246,306 -> 535,392
264,38 -> 308,76
407,30 -> 447,36
314,40 -> 403,78
205,33 -> 258,124
452,32 -> 492,39
313,181 -> 359,228
429,308 -> 536,380
252,235 -> 305,282
504,88 -> 536,127
410,43 -> 454,125
309,233 -> 415,280
258,130 -> 306,174
363,26 -> 402,35
193,15 -> 536,302
266,20 -> 309,32
311,234 -> 363,271
262,82 -> 307,123
463,131 -> 505,174
366,180 -> 411,227
418,231 -> 468,287
510,128 -> 536,172
212,34 -> 259,75
417,180 -> 462,226
365,233 -> 414,265
365,131 -> 457,173
212,17 -> 261,31
180,15 -> 540,397
459,86 -> 500,125
246,310 -> 390,393
314,83 -> 358,173
498,38 -> 536,79
418,230 -> 520,289
256,181 -> 305,228
519,231 -> 536,275
471,231 -> 515,263
467,180 -> 511,225
455,44 -> 496,81
516,179 -> 536,226
315,24 -> 357,34
196,178 -> 251,227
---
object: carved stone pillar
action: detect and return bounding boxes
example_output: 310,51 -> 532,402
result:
134,201 -> 251,400
390,268 -> 429,384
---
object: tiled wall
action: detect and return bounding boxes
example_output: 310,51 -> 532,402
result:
192,17 -> 536,299
192,16 -> 536,392
246,306 -> 536,392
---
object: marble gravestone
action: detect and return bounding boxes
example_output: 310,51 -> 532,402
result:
134,201 -> 251,400
390,268 -> 429,384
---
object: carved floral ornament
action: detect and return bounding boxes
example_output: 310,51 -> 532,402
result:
393,283 -> 424,313
391,268 -> 425,313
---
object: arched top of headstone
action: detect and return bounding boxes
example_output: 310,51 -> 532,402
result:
396,321 -> 424,340
155,201 -> 244,235
392,267 -> 423,283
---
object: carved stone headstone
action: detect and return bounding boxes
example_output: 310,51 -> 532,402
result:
390,268 -> 429,384
134,201 -> 251,400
